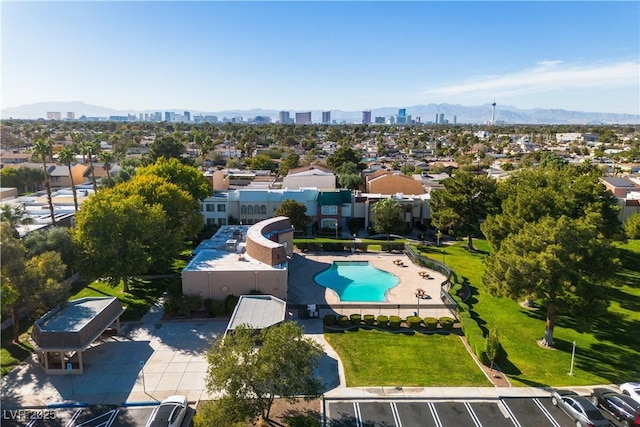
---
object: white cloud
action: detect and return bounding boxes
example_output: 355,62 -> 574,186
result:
423,60 -> 640,99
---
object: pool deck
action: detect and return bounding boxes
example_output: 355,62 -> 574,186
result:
288,250 -> 450,317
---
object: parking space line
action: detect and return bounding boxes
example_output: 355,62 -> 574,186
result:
65,409 -> 82,427
533,398 -> 561,427
26,419 -> 37,427
427,402 -> 443,427
500,399 -> 522,427
353,402 -> 363,427
463,402 -> 483,427
390,402 -> 402,427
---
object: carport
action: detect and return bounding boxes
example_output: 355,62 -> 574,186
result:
30,297 -> 125,375
224,294 -> 287,336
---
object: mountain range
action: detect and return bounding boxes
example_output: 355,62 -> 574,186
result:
2,101 -> 639,125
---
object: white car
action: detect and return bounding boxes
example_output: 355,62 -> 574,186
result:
621,382 -> 640,404
145,395 -> 188,427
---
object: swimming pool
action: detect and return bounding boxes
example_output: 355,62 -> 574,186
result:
314,261 -> 399,302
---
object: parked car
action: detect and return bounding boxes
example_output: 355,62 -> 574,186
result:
591,388 -> 640,427
145,395 -> 188,427
621,383 -> 640,405
551,389 -> 612,427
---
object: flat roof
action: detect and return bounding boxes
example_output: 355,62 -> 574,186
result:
226,295 -> 286,332
38,297 -> 118,332
183,249 -> 283,272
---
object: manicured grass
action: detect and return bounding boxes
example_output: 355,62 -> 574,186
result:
324,329 -> 491,387
423,238 -> 640,387
68,277 -> 174,322
1,329 -> 34,377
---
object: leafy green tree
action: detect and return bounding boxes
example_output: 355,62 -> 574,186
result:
136,157 -> 213,201
338,173 -> 362,190
481,164 -> 622,250
326,146 -> 363,172
31,138 -> 56,225
248,154 -> 276,172
373,198 -> 403,240
275,199 -> 310,234
23,226 -> 75,275
430,171 -> 499,250
99,151 -> 116,188
114,173 -> 202,244
1,223 -> 68,342
58,146 -> 80,211
624,212 -> 640,239
279,152 -> 300,176
73,190 -> 168,293
150,134 -> 185,161
0,167 -> 43,194
484,328 -> 500,372
483,216 -> 619,347
205,322 -> 323,423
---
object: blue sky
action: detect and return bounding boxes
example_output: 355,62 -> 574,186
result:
2,1 -> 639,114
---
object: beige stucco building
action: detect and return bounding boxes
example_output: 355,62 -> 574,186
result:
181,217 -> 294,301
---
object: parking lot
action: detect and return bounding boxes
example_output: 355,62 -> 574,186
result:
326,398 -> 583,427
0,405 -> 195,427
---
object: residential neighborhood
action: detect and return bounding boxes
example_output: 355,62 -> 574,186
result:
1,120 -> 640,426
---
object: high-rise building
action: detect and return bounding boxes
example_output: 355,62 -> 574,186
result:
362,111 -> 372,125
397,108 -> 407,124
295,112 -> 312,124
438,113 -> 445,125
184,111 -> 191,122
165,112 -> 175,122
374,116 -> 386,124
322,111 -> 331,124
47,112 -> 62,120
279,111 -> 291,124
66,112 -> 75,120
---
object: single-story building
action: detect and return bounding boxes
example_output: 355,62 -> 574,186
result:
30,297 -> 125,375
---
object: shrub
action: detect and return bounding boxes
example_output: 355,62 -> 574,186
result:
389,315 -> 402,329
286,413 -> 321,427
423,317 -> 438,330
295,242 -> 309,252
323,314 -> 337,326
350,314 -> 361,325
439,317 -> 455,330
363,314 -> 375,325
179,295 -> 202,317
205,298 -> 225,317
338,315 -> 349,327
376,315 -> 388,327
224,294 -> 239,315
163,295 -> 180,314
406,316 -> 422,329
456,301 -> 470,312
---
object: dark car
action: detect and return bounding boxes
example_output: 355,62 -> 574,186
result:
591,387 -> 640,427
551,389 -> 612,427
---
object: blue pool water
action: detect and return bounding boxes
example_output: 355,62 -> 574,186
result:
314,261 -> 399,302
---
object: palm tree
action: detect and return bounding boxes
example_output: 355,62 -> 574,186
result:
80,139 -> 100,192
0,204 -> 34,237
31,138 -> 56,225
58,146 -> 80,212
98,151 -> 116,188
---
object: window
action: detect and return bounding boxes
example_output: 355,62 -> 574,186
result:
241,205 -> 247,214
248,205 -> 254,215
217,204 -> 226,212
321,205 -> 338,215
260,205 -> 267,214
217,218 -> 227,226
206,218 -> 215,226
254,205 -> 260,215
205,204 -> 215,212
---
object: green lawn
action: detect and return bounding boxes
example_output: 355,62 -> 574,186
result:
0,329 -> 34,377
434,238 -> 640,387
68,277 -> 174,322
325,329 -> 491,387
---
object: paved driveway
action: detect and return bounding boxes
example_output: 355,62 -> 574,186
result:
1,320 -> 228,408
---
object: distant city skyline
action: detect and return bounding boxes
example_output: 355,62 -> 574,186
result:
2,2 -> 639,115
